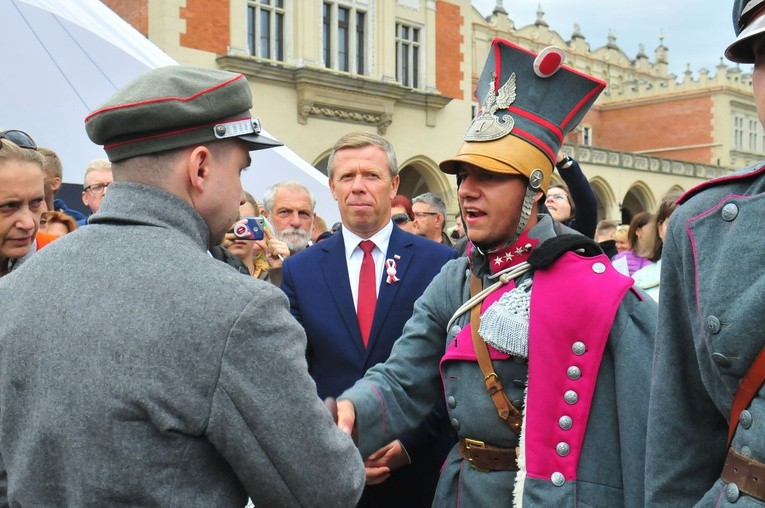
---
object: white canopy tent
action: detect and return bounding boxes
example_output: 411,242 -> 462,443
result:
1,0 -> 339,223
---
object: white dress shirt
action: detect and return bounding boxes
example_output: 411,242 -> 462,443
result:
340,221 -> 393,311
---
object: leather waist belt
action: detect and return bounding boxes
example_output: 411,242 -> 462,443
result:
722,448 -> 765,501
458,438 -> 519,471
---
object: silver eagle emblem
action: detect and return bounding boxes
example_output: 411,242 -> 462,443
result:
464,72 -> 516,142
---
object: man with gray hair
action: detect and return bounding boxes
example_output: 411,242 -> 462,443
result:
81,158 -> 113,215
262,180 -> 315,254
412,192 -> 452,245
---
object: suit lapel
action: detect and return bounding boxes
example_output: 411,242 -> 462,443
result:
319,234 -> 367,356
366,227 -> 414,352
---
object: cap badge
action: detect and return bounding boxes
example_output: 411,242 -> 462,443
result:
529,169 -> 544,189
213,118 -> 263,140
464,71 -> 517,142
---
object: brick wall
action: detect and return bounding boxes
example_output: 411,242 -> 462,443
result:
436,1 -> 464,100
179,0 -> 229,54
101,0 -> 148,36
597,96 -> 714,164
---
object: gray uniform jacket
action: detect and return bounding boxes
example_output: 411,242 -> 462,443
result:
646,162 -> 765,506
342,216 -> 657,507
0,182 -> 364,507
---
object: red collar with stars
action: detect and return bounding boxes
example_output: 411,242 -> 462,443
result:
469,231 -> 540,275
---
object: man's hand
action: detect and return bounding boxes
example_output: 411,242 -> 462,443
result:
363,440 -> 409,485
336,399 -> 356,437
255,229 -> 290,268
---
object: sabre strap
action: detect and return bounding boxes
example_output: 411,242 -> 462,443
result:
728,346 -> 765,447
470,274 -> 523,435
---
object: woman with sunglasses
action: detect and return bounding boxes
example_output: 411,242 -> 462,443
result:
391,194 -> 416,233
0,130 -> 46,277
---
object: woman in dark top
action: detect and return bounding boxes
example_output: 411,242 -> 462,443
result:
544,153 -> 598,238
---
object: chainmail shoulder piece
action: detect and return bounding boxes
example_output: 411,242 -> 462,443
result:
478,278 -> 532,358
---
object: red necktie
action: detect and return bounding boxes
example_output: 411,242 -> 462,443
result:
357,240 -> 377,348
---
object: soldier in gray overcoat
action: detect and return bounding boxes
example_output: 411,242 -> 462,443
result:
336,39 -> 657,507
0,66 -> 364,506
645,1 -> 765,505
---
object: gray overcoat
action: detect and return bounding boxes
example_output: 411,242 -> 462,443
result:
645,162 -> 765,506
0,182 -> 364,507
342,217 -> 657,506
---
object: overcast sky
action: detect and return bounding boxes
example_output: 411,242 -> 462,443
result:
471,1 -> 744,79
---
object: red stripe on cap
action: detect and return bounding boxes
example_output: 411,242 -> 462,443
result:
85,73 -> 246,122
560,81 -> 606,129
493,37 -> 537,58
492,39 -> 504,93
506,105 -> 563,141
512,126 -> 556,162
103,116 -> 251,150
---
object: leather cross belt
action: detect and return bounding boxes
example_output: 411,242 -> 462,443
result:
721,448 -> 765,501
458,438 -> 519,471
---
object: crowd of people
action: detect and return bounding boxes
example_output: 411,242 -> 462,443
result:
1,1 -> 764,505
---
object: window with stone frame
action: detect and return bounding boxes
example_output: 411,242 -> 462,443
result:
749,118 -> 759,152
247,0 -> 285,61
322,1 -> 366,74
582,125 -> 593,146
734,115 -> 744,150
395,21 -> 421,89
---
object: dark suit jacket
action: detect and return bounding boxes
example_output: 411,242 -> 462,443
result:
282,225 -> 457,507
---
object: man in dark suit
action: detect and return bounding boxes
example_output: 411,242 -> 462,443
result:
281,131 -> 457,507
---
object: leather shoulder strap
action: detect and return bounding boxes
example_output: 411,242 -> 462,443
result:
470,274 -> 523,434
729,346 -> 765,446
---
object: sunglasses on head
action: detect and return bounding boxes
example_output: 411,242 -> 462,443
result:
391,213 -> 410,225
0,130 -> 38,151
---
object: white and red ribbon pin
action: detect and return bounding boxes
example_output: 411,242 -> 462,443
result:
385,255 -> 401,284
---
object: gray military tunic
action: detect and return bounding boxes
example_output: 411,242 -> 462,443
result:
342,216 -> 657,506
646,162 -> 765,506
0,182 -> 364,507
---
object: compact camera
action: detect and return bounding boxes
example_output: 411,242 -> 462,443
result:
233,216 -> 266,241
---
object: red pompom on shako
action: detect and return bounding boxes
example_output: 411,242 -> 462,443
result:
533,46 -> 566,78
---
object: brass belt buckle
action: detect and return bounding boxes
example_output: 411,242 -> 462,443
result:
464,438 -> 489,472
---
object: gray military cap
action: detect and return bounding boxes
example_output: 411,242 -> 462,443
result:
727,0 -> 765,63
85,65 -> 281,162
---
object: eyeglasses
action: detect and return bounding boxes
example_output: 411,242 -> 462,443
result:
391,213 -> 410,225
83,182 -> 111,194
0,129 -> 38,151
545,194 -> 569,202
413,211 -> 439,219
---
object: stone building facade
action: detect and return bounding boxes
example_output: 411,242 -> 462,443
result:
101,0 -> 760,225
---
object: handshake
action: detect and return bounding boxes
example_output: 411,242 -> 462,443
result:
324,397 -> 409,485
324,397 -> 357,443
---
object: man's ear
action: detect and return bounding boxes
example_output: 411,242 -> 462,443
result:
390,174 -> 400,199
329,178 -> 338,201
186,146 -> 212,194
